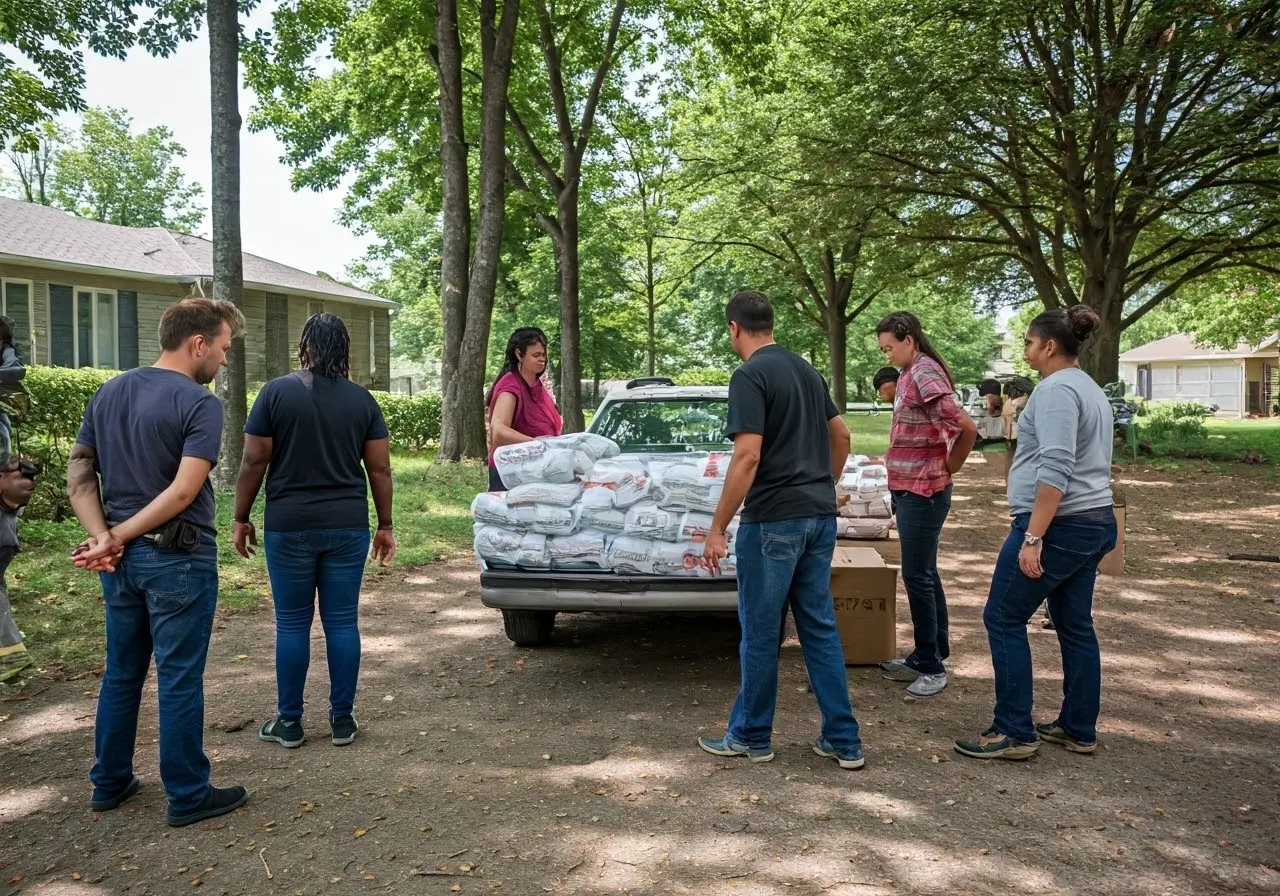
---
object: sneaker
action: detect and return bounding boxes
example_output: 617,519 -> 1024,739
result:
1036,721 -> 1096,754
165,785 -> 250,827
812,737 -> 865,770
259,717 -> 304,748
90,775 -> 141,812
331,715 -> 359,746
906,672 -> 948,698
954,727 -> 1040,760
697,734 -> 774,763
879,657 -> 923,682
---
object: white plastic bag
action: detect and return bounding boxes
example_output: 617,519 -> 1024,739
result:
623,503 -> 685,542
504,481 -> 584,507
698,451 -> 734,479
474,526 -> 523,568
580,504 -> 626,534
606,536 -> 654,575
836,517 -> 891,540
471,492 -> 512,527
542,432 -> 620,462
548,532 -> 609,570
650,541 -> 709,577
509,503 -> 582,537
515,533 -> 551,569
493,441 -> 593,487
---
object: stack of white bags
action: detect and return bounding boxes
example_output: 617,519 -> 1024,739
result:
835,455 -> 894,540
472,435 -> 741,578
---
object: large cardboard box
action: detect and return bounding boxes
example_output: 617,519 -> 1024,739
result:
830,546 -> 898,665
1097,492 -> 1126,576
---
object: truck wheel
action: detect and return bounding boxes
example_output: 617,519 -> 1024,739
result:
501,609 -> 556,647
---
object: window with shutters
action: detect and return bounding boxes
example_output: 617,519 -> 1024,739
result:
266,293 -> 289,378
0,279 -> 33,361
48,285 -> 119,368
369,311 -> 376,376
307,299 -> 325,318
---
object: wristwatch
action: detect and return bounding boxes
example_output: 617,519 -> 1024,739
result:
1023,534 -> 1043,546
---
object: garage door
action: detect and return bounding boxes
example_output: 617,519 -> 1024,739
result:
1210,364 -> 1241,412
1175,365 -> 1212,403
1151,366 -> 1176,400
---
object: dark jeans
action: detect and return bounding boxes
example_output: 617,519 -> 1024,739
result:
265,528 -> 371,723
727,517 -> 861,752
984,508 -> 1117,743
91,543 -> 218,813
488,465 -> 504,492
892,486 -> 952,674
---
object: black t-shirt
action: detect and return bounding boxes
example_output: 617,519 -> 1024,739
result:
725,344 -> 840,524
245,372 -> 389,532
76,367 -> 223,560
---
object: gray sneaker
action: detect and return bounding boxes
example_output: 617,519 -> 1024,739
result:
879,658 -> 923,682
906,672 -> 948,698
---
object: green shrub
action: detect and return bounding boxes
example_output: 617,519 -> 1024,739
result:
370,390 -> 442,451
1140,399 -> 1214,443
18,366 -> 119,520
672,368 -> 733,387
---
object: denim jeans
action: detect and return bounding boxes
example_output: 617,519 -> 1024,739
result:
984,508 -> 1117,743
91,542 -> 218,813
265,528 -> 371,723
892,486 -> 952,674
726,516 -> 861,752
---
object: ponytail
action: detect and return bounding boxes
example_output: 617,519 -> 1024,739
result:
874,311 -> 955,386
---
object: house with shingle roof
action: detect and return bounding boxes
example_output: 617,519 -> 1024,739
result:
0,197 -> 395,389
1119,332 -> 1278,418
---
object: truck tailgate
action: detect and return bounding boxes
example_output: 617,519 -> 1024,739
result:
479,570 -> 738,613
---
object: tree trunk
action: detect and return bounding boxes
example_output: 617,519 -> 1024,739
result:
558,178 -> 584,433
435,0 -> 472,462
208,0 -> 246,489
646,236 -> 656,376
1079,300 -> 1123,385
823,306 -> 848,413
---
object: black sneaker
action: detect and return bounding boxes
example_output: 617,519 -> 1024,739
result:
165,786 -> 250,827
954,727 -> 1040,760
331,715 -> 358,746
90,775 -> 141,812
259,717 -> 304,748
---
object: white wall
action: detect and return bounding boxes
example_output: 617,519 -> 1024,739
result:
1134,360 -> 1244,418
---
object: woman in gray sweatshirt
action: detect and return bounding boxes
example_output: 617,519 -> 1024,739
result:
955,304 -> 1117,761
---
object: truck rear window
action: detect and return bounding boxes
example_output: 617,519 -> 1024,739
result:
590,399 -> 731,451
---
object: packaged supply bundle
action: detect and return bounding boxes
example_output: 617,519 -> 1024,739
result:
505,481 -> 585,507
622,502 -> 685,542
548,532 -> 609,570
492,440 -> 593,488
541,432 -> 621,462
507,503 -> 582,537
605,536 -> 654,575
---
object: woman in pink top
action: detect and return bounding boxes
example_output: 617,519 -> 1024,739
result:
874,311 -> 977,699
486,327 -> 563,491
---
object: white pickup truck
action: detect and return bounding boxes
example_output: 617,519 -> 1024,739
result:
480,377 -> 741,647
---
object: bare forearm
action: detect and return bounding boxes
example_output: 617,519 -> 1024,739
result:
67,460 -> 109,537
711,454 -> 758,534
1027,484 -> 1064,537
829,432 -> 851,481
368,470 -> 394,527
947,426 -> 977,472
111,485 -> 201,543
491,424 -> 534,448
234,460 -> 267,522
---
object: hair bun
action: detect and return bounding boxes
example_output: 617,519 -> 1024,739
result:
1067,304 -> 1102,342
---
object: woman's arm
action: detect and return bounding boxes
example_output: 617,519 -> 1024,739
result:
489,392 -> 534,449
932,392 -> 978,474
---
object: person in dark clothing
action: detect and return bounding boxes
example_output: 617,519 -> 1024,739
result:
698,290 -> 865,770
68,297 -> 250,827
0,458 -> 36,682
234,313 -> 396,749
873,367 -> 899,405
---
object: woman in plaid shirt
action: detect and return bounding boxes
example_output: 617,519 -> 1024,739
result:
875,312 -> 978,698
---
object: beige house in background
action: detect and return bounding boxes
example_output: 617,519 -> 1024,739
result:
1120,332 -> 1278,419
0,197 -> 395,389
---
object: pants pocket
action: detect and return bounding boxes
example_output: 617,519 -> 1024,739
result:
761,531 -> 802,561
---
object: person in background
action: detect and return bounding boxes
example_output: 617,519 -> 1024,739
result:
486,327 -> 562,492
875,311 -> 979,699
873,367 -> 899,406
0,316 -> 25,470
234,313 -> 396,750
700,290 -> 865,771
68,297 -> 249,827
0,458 -> 37,682
955,305 -> 1116,760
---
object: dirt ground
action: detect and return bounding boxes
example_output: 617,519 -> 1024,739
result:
2,459 -> 1278,896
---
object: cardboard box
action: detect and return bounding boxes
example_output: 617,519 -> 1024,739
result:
830,546 -> 898,665
1097,493 -> 1126,576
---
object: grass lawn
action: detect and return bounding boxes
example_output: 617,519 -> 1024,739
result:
9,451 -> 487,673
1114,416 -> 1280,467
1203,417 -> 1280,458
842,410 -> 892,456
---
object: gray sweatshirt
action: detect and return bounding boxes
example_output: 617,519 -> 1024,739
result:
1007,367 -> 1114,516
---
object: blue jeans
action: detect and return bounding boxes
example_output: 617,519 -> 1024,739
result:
726,517 -> 861,752
91,543 -> 218,813
265,528 -> 371,723
984,508 -> 1117,743
892,486 -> 952,674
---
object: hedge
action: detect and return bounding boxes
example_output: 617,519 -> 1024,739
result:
17,366 -> 442,520
672,368 -> 733,387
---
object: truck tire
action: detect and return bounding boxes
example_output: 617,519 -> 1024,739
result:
501,609 -> 556,647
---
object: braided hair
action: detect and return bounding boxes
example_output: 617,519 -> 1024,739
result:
299,312 -> 351,379
486,327 -> 548,405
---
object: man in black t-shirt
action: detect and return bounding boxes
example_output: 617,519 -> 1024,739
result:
699,290 -> 866,770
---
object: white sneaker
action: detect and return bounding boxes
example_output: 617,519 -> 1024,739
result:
906,672 -> 948,698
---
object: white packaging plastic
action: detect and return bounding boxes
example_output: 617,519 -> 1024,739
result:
623,503 -> 685,542
542,432 -> 621,462
649,541 -> 710,577
508,503 -> 582,537
474,526 -> 523,568
504,481 -> 584,507
548,531 -> 609,570
493,441 -> 593,487
699,452 -> 734,479
606,536 -> 654,575
515,533 -> 551,569
836,517 -> 891,540
580,504 -> 626,534
580,482 -> 617,509
471,492 -> 513,527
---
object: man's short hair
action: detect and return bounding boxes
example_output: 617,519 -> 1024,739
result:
725,290 -> 774,335
158,298 -> 246,352
873,367 -> 900,390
